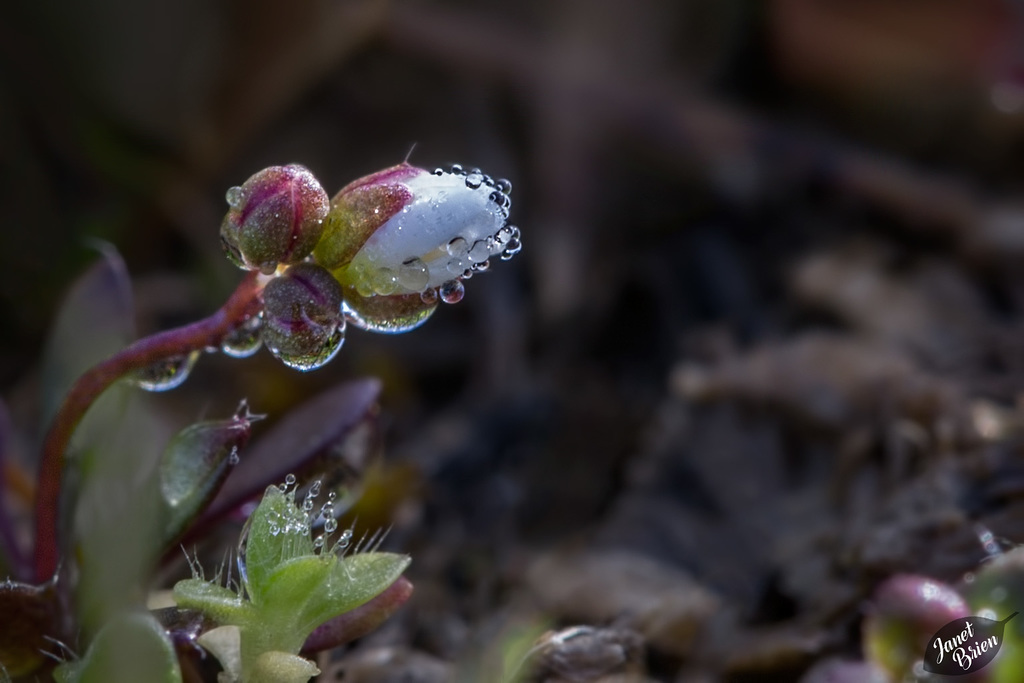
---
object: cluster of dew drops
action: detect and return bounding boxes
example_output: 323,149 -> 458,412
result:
129,164 -> 521,388
233,475 -> 355,591
427,164 -> 521,308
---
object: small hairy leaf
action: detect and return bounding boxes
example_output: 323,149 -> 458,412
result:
172,580 -> 252,626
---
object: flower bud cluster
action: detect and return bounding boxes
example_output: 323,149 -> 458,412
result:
218,161 -> 520,368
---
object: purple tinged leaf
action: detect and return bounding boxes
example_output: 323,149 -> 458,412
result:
301,575 -> 414,655
158,412 -> 254,547
40,245 -> 134,427
0,579 -> 61,677
198,378 -> 381,527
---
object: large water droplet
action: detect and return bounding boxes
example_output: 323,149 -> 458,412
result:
447,237 -> 469,257
372,267 -> 399,296
220,314 -> 264,358
440,280 -> 465,304
343,288 -> 438,333
225,186 -> 245,208
496,178 -> 512,194
269,324 -> 345,371
130,351 -> 200,391
468,240 -> 490,263
398,257 -> 430,292
465,172 -> 483,189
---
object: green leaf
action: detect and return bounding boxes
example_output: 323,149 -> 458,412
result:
172,579 -> 252,626
52,612 -> 181,683
305,552 -> 411,637
241,486 -> 313,604
157,415 -> 252,546
40,246 -> 134,429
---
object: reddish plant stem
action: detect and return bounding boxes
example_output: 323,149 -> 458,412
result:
33,271 -> 265,583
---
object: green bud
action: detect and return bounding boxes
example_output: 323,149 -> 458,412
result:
220,165 -> 329,274
261,263 -> 345,371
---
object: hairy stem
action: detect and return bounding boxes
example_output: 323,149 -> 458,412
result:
33,272 -> 265,582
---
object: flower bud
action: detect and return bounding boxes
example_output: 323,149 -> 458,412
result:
221,164 -> 329,274
863,574 -> 970,680
262,263 -> 345,371
313,163 -> 519,333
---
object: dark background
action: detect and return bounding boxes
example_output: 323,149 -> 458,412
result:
5,1 -> 1024,680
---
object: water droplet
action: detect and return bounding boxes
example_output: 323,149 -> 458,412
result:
228,446 -> 240,465
433,167 -> 444,176
220,314 -> 264,358
473,260 -> 490,273
343,290 -> 438,334
225,186 -> 245,208
440,280 -> 465,304
270,323 -> 345,371
313,535 -> 325,550
130,351 -> 200,392
447,258 -> 467,275
450,164 -> 464,175
331,528 -> 353,555
468,240 -> 490,263
496,178 -> 512,194
373,267 -> 399,296
421,288 -> 439,305
447,236 -> 469,257
398,257 -> 430,292
268,522 -> 280,536
465,172 -> 483,189
324,517 -> 338,534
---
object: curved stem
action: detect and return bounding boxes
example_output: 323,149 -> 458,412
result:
33,272 -> 265,582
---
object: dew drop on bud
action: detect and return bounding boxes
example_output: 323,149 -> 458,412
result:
225,186 -> 245,208
465,172 -> 483,189
468,240 -> 490,263
269,324 -> 345,371
130,351 -> 200,391
496,178 -> 512,194
421,288 -> 439,305
440,280 -> 465,304
220,314 -> 264,358
446,237 -> 469,257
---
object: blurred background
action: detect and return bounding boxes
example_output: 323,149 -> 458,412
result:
6,0 -> 1024,680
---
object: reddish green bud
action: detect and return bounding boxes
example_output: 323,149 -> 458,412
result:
313,163 -> 519,333
262,263 -> 345,371
863,574 -> 970,680
220,164 -> 329,274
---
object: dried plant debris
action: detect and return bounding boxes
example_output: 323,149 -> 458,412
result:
518,626 -> 647,683
673,332 -> 979,450
526,550 -> 719,660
